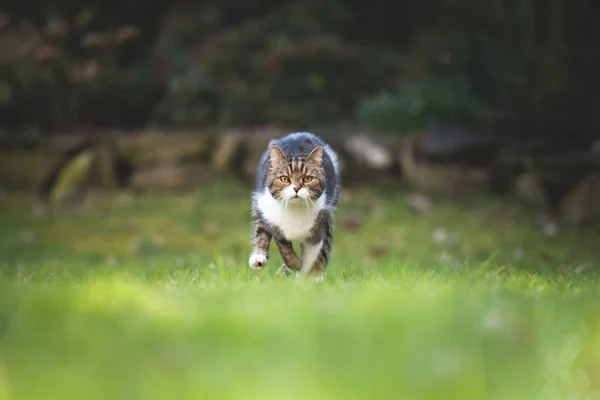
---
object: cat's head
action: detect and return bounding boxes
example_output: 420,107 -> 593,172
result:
267,145 -> 324,202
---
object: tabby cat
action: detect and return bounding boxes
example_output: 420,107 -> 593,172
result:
249,132 -> 341,278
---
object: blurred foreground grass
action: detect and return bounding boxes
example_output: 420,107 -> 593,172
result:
1,180 -> 600,400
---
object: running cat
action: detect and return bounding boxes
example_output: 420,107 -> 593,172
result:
249,132 -> 341,278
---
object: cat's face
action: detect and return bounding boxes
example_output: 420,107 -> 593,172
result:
267,145 -> 325,203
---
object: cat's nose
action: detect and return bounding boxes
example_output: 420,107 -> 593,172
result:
292,185 -> 301,193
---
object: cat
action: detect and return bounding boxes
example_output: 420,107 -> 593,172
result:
249,132 -> 341,278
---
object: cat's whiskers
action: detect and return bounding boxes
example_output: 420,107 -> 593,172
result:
275,192 -> 288,210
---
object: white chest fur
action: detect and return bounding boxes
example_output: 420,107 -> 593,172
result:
255,189 -> 326,241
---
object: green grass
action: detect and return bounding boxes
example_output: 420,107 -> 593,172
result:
1,180 -> 600,400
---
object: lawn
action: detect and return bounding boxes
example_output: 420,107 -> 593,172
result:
1,180 -> 600,400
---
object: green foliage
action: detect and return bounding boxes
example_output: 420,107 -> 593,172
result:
1,0 -> 599,138
0,6 -> 162,130
356,75 -> 487,133
356,0 -> 597,137
152,1 -> 404,126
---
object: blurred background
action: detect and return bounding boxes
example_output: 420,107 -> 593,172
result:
3,4 -> 600,397
0,0 -> 599,229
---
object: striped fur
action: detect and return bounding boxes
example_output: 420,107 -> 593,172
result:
249,132 -> 341,278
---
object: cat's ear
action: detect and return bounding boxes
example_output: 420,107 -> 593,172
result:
270,145 -> 287,164
306,145 -> 323,167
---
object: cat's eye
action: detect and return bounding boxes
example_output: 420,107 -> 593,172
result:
303,176 -> 314,183
280,176 -> 291,184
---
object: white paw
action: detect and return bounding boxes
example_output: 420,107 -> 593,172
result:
249,253 -> 268,270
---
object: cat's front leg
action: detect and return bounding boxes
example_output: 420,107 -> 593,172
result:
300,212 -> 333,278
297,243 -> 327,281
300,241 -> 322,274
275,239 -> 302,270
249,219 -> 272,269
